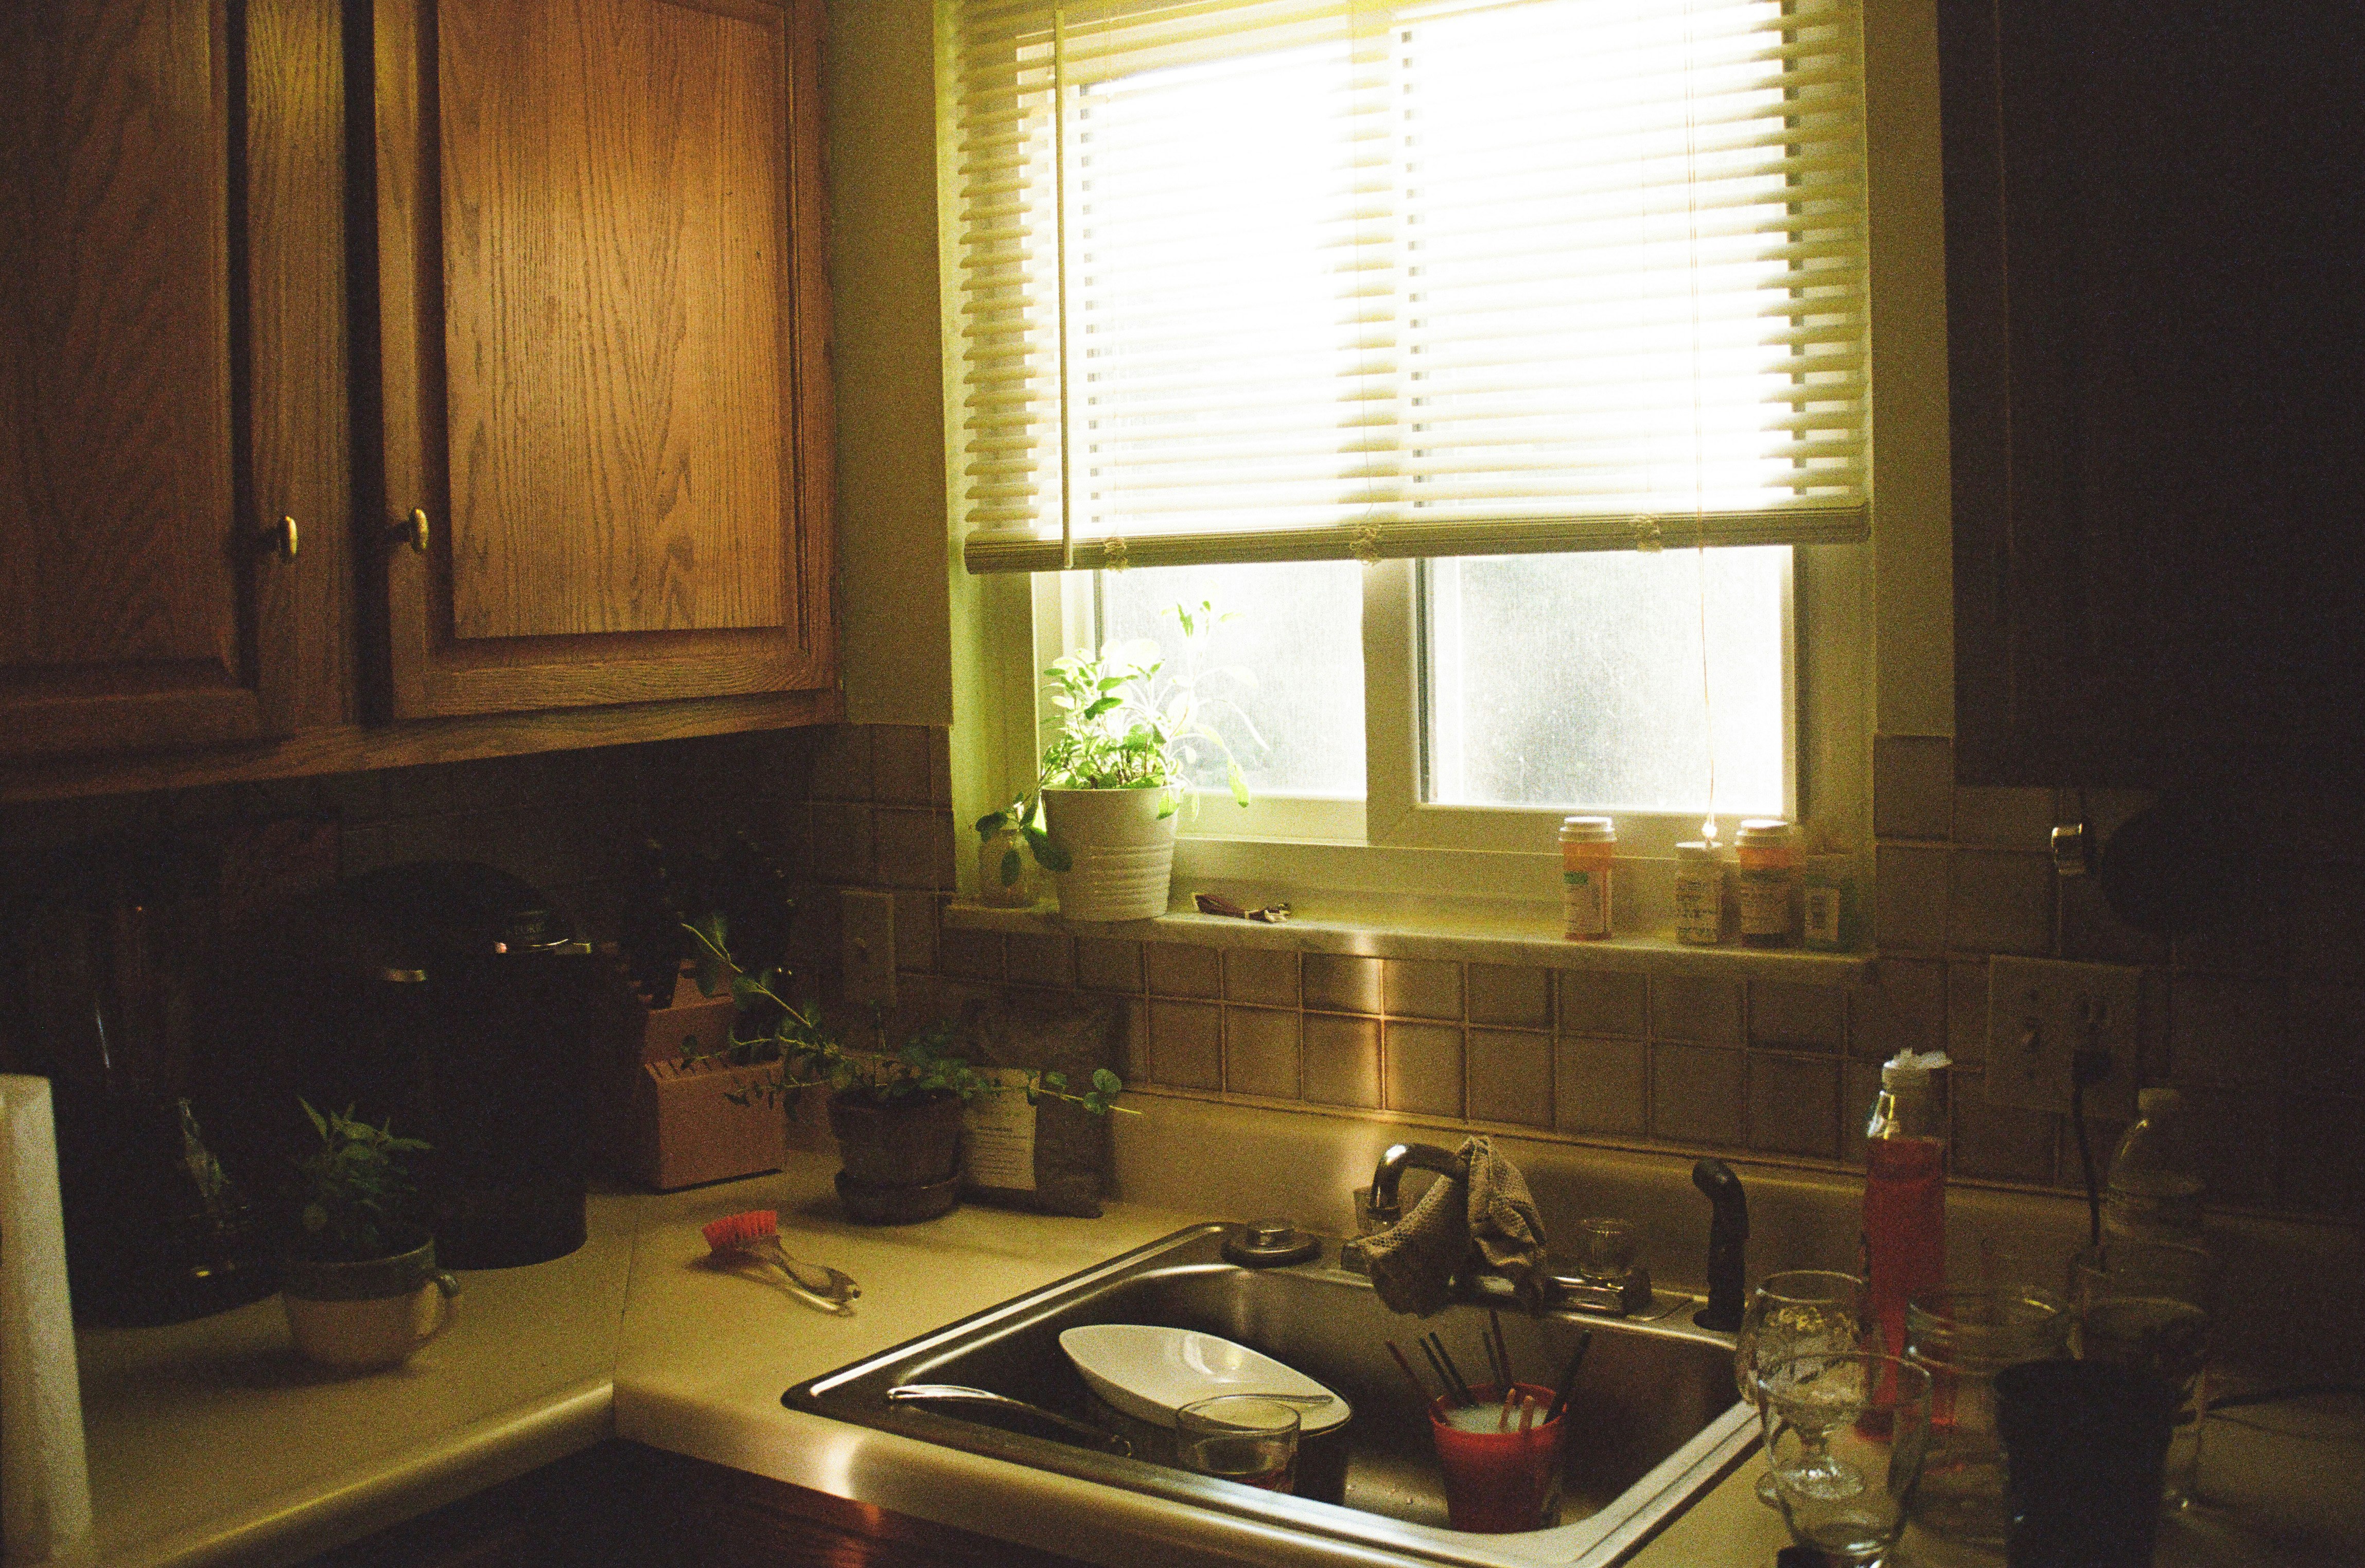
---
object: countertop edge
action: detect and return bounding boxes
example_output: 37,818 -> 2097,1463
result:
100,1377 -> 614,1568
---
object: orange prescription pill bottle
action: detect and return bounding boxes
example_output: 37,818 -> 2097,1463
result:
1734,818 -> 1800,946
1560,816 -> 1616,940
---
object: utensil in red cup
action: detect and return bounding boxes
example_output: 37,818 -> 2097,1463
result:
1429,1382 -> 1567,1532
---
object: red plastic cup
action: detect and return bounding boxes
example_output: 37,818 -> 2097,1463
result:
1428,1382 -> 1567,1532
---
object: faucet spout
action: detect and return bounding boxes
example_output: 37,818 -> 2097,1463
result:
1365,1142 -> 1468,1228
1691,1157 -> 1749,1330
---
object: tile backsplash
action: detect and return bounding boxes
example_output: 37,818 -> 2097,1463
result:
5,723 -> 2356,1227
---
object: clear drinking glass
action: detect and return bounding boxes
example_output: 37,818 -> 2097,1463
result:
2071,1239 -> 2218,1506
1904,1284 -> 2071,1544
1755,1351 -> 1934,1567
1176,1395 -> 1300,1492
1736,1271 -> 1870,1506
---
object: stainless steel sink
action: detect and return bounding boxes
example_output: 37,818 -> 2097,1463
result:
787,1223 -> 1756,1568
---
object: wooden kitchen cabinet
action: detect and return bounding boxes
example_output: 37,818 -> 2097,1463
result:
369,0 -> 835,721
0,0 -> 340,760
1940,2 -> 2365,795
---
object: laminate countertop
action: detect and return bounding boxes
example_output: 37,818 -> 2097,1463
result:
67,1149 -> 2365,1568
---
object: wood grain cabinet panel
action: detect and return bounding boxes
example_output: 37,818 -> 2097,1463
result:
373,0 -> 833,719
0,0 -> 303,759
1941,2 -> 2365,794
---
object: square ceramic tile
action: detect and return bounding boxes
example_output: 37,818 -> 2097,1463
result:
2276,1090 -> 2365,1219
807,725 -> 874,802
1384,1021 -> 1466,1116
1146,942 -> 1224,998
1119,998 -> 1151,1083
1006,932 -> 1076,989
1748,981 -> 1844,1051
2171,1086 -> 2279,1205
2168,976 -> 2283,1086
1553,1036 -> 1648,1137
2059,877 -> 2170,966
1747,1054 -> 1841,1158
1467,1029 -> 1553,1127
2289,984 -> 2365,1089
1076,937 -> 1143,993
1148,1000 -> 1223,1090
2288,863 -> 2365,983
2170,896 -> 2288,977
1224,1007 -> 1302,1100
1650,1044 -> 1745,1147
891,890 -> 937,973
1947,851 -> 2055,956
1305,954 -> 1385,1015
1946,959 -> 1989,1066
1874,845 -> 1949,954
1848,959 -> 1947,1062
871,725 -> 934,806
935,925 -> 1005,981
1385,959 -> 1464,1020
1954,1076 -> 2058,1182
1302,1013 -> 1382,1107
1224,948 -> 1300,1008
1558,971 -> 1648,1037
874,807 -> 954,890
809,801 -> 876,884
1469,964 -> 1552,1029
929,727 -> 954,808
1650,976 -> 1743,1045
1951,786 -> 2056,850
1872,734 -> 1952,840
1841,1061 -> 1882,1164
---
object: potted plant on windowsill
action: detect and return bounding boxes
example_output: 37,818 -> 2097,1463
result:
682,922 -> 1129,1223
279,1101 -> 461,1372
1017,601 -> 1259,923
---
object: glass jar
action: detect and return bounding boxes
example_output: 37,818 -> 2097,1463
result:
1904,1285 -> 2071,1545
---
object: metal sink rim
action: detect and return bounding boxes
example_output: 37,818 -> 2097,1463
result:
786,1222 -> 1757,1568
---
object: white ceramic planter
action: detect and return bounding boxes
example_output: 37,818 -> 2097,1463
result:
1040,787 -> 1178,922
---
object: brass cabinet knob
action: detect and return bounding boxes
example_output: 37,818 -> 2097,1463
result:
259,515 -> 299,560
390,507 -> 430,554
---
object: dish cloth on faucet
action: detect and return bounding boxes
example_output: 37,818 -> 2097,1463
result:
1362,1136 -> 1548,1317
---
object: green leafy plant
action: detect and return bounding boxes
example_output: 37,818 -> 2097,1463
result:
990,601 -> 1262,885
680,921 -> 1130,1116
291,1100 -> 431,1262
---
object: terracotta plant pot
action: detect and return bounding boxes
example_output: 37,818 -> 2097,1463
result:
281,1229 -> 461,1371
827,1091 -> 964,1224
1040,786 -> 1178,922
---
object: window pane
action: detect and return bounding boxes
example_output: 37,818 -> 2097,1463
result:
1425,548 -> 1788,815
1099,562 -> 1364,799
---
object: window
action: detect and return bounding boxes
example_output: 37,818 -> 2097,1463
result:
947,0 -> 1871,887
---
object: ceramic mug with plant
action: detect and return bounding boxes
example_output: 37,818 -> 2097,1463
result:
279,1100 -> 461,1371
1001,601 -> 1260,920
682,921 -> 1127,1221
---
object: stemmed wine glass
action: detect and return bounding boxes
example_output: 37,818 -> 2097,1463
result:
1735,1270 -> 1872,1507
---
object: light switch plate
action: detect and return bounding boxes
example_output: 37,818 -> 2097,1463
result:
840,889 -> 896,1009
1985,956 -> 2140,1117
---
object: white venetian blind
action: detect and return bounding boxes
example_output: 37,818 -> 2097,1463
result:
949,0 -> 1870,573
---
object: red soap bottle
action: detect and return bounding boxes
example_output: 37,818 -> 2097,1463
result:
1862,1050 -> 1949,1360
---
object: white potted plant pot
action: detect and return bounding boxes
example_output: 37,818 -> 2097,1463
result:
1041,787 -> 1177,922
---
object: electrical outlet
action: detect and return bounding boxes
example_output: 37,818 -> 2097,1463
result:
840,889 -> 897,1009
1984,957 -> 2140,1117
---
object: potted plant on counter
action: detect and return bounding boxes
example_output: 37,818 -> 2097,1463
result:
683,923 -> 1128,1223
279,1101 -> 461,1371
1025,601 -> 1260,922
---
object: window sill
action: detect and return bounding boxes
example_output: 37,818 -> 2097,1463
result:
943,895 -> 1875,982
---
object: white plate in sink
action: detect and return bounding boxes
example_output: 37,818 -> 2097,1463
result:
1059,1325 -> 1352,1435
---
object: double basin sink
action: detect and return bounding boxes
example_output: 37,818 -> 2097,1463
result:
787,1223 -> 1755,1568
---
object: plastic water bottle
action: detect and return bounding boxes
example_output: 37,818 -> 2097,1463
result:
2103,1087 -> 2206,1245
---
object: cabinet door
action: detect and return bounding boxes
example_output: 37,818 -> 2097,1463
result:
372,0 -> 833,720
1941,2 -> 2365,792
0,0 -> 300,759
